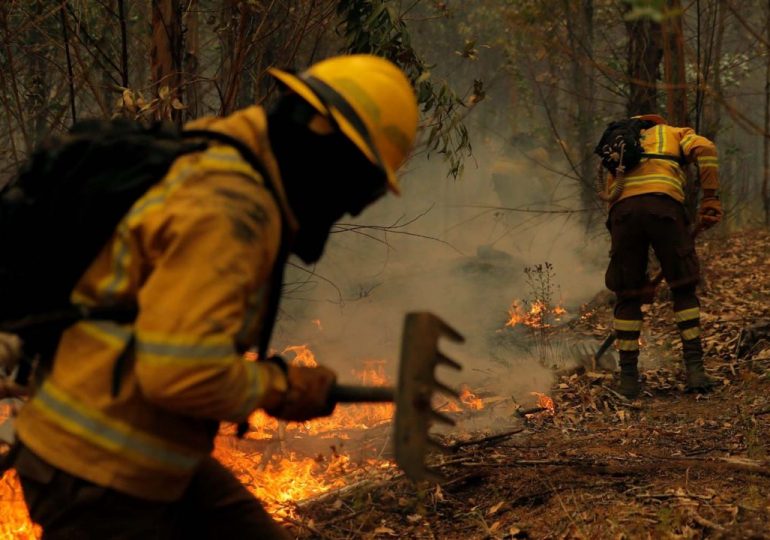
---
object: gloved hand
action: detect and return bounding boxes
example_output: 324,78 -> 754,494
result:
698,197 -> 723,229
264,359 -> 337,422
0,333 -> 23,373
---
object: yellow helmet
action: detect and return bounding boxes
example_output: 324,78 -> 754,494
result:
268,54 -> 418,194
631,114 -> 667,125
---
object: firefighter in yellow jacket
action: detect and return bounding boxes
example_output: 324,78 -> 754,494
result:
602,114 -> 723,398
6,55 -> 418,538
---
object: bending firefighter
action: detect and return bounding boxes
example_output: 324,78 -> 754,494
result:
600,114 -> 723,398
0,55 -> 418,538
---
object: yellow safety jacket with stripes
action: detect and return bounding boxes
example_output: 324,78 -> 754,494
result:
607,123 -> 719,205
16,106 -> 297,502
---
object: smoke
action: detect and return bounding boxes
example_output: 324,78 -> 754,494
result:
273,137 -> 608,407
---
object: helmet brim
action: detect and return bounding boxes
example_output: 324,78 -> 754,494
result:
632,114 -> 667,125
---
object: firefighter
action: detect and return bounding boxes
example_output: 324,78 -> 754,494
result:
3,55 -> 418,538
603,114 -> 722,398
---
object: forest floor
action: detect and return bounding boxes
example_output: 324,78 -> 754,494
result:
289,229 -> 770,540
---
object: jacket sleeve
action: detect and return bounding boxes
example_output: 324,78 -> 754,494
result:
678,127 -> 719,192
133,171 -> 285,422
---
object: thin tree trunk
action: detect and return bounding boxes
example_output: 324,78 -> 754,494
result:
625,11 -> 662,116
60,4 -> 77,125
183,0 -> 200,119
763,0 -> 770,225
702,0 -> 724,142
117,0 -> 129,88
151,0 -> 183,124
220,1 -> 253,115
28,0 -> 49,147
662,0 -> 688,126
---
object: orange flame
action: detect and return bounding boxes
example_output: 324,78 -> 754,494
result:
530,392 -> 555,415
0,470 -> 40,539
0,401 -> 41,539
459,385 -> 484,410
0,344 -> 484,528
505,300 -> 566,329
229,344 -> 397,517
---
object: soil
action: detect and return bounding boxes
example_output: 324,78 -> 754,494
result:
289,229 -> 770,539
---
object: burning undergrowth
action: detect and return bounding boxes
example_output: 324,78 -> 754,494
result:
211,344 -> 493,521
0,342 -> 498,535
0,402 -> 39,540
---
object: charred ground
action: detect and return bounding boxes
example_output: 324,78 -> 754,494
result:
289,229 -> 770,539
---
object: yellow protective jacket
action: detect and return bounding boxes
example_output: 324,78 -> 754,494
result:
16,106 -> 297,502
607,123 -> 719,205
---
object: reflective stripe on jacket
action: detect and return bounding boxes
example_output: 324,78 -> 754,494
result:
16,106 -> 295,502
607,123 -> 719,205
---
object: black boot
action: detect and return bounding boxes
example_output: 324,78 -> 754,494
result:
617,351 -> 641,398
682,337 -> 716,392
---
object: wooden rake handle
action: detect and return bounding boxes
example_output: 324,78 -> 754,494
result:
330,384 -> 395,403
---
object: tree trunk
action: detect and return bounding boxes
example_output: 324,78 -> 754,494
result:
563,0 -> 597,222
701,0 -> 725,141
763,0 -> 770,225
60,5 -> 77,125
151,0 -> 183,124
117,0 -> 130,88
27,0 -> 49,147
662,0 -> 689,126
625,11 -> 662,116
220,1 -> 255,115
183,0 -> 201,120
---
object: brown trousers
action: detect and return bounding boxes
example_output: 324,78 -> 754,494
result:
15,445 -> 290,540
605,194 -> 701,350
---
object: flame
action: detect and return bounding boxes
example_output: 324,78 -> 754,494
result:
0,344 -> 484,529
0,402 -> 41,539
246,347 -> 394,440
311,319 -> 323,331
227,345 -> 397,517
440,400 -> 463,413
213,446 -> 352,516
0,470 -> 40,539
459,385 -> 484,410
505,299 -> 566,329
282,344 -> 319,367
530,391 -> 556,415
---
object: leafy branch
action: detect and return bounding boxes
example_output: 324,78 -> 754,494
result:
336,0 -> 476,178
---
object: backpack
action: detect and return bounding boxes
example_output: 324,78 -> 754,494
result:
0,118 -> 286,375
594,118 -> 682,176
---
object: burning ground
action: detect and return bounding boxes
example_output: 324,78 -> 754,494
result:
282,228 -> 770,539
2,229 -> 770,539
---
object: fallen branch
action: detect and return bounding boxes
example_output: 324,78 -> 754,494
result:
516,406 -> 548,417
448,428 -> 524,452
689,511 -> 727,532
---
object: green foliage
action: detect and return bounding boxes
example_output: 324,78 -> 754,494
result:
336,0 -> 472,178
623,0 -> 683,23
623,0 -> 665,22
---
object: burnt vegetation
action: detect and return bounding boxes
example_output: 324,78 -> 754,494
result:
2,1 -> 770,539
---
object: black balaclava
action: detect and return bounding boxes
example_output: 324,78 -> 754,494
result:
267,93 -> 387,264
